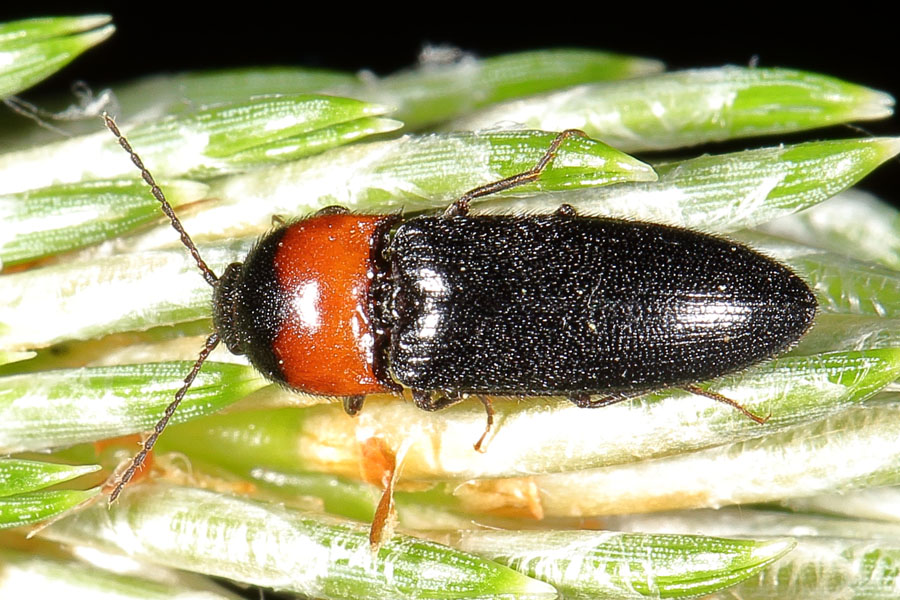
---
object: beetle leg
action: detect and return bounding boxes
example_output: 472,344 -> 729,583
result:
444,129 -> 588,217
681,384 -> 770,424
568,390 -> 645,408
412,390 -> 495,452
473,395 -> 494,453
411,389 -> 464,411
554,203 -> 577,217
315,205 -> 351,216
343,395 -> 365,416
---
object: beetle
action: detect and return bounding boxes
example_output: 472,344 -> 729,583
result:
103,117 -> 818,502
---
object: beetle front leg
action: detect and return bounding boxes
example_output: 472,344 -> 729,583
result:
343,395 -> 365,416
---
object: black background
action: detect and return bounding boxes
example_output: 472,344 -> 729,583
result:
3,5 -> 899,202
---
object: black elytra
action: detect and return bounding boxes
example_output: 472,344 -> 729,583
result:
387,215 -> 818,395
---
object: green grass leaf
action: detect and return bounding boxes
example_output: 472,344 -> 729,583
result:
159,349 -> 900,482
42,483 -> 558,600
2,44 -> 899,599
0,95 -> 399,193
0,179 -> 208,267
474,138 -> 900,232
449,530 -> 795,599
524,402 -> 900,517
0,362 -> 266,453
0,15 -> 113,99
0,546 -> 243,599
761,189 -> 900,270
365,48 -> 663,129
451,67 -> 894,151
0,488 -> 98,529
0,458 -> 98,496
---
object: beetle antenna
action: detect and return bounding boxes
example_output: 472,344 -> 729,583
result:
102,113 -> 218,287
108,332 -> 221,504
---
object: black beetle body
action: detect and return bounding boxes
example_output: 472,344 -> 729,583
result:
387,215 -> 817,397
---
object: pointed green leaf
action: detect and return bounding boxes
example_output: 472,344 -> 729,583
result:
450,530 -> 795,600
43,483 -> 557,600
0,179 -> 208,267
0,95 -> 397,194
0,487 -> 98,529
0,458 -> 99,496
0,361 -> 266,452
160,349 -> 900,482
603,510 -> 900,599
474,138 -> 900,233
0,15 -> 114,99
451,67 -> 894,151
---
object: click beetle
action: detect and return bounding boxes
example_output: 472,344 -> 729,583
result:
103,117 -> 818,502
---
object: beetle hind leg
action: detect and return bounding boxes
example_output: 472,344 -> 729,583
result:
682,384 -> 770,424
411,390 -> 495,452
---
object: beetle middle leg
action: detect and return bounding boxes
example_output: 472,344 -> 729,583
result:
444,129 -> 588,217
568,390 -> 646,408
412,389 -> 495,452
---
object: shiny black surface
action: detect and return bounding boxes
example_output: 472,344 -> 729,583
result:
388,215 -> 817,394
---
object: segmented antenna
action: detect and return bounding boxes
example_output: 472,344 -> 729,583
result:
102,113 -> 222,502
108,333 -> 221,503
103,113 -> 218,287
